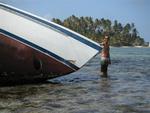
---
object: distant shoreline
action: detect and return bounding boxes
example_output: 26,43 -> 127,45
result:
110,46 -> 150,48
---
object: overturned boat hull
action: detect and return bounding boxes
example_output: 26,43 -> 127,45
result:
0,3 -> 101,82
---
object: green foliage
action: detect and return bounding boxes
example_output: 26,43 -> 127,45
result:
52,15 -> 145,46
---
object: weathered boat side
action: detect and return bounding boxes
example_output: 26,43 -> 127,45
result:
0,32 -> 76,81
0,3 -> 101,82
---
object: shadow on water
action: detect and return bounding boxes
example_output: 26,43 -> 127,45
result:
0,78 -> 62,87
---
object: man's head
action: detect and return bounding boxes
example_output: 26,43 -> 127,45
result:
105,35 -> 109,39
103,35 -> 110,42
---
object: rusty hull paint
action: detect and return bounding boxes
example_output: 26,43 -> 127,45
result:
0,34 -> 74,80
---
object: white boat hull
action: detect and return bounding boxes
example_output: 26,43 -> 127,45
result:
0,3 -> 101,81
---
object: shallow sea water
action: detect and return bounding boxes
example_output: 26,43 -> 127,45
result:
0,47 -> 150,113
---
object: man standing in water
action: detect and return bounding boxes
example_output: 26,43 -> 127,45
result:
100,35 -> 111,77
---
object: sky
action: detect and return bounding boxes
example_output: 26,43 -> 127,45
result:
0,0 -> 150,42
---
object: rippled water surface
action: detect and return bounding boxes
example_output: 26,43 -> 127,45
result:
0,47 -> 150,113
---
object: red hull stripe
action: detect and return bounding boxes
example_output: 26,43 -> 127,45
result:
0,29 -> 79,71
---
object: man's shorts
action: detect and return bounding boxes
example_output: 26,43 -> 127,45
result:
101,57 -> 110,65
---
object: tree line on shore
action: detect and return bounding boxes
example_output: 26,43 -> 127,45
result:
52,15 -> 146,46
